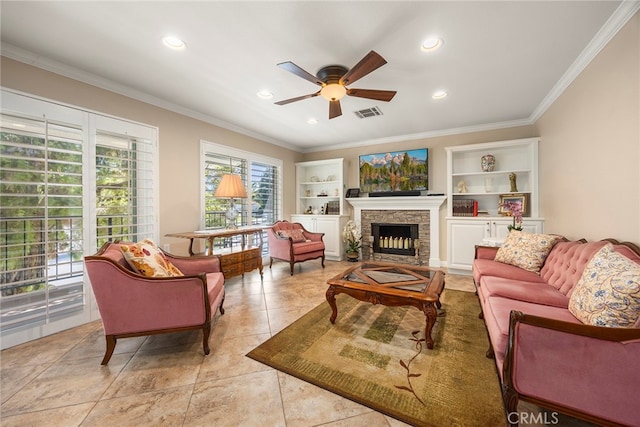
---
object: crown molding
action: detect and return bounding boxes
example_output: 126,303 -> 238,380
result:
529,1 -> 640,122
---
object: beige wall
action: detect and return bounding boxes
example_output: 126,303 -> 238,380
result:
534,11 -> 639,243
1,10 -> 638,261
0,57 -> 303,255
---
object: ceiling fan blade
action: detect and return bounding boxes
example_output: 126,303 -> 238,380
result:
277,61 -> 324,86
274,92 -> 320,105
346,88 -> 397,102
339,51 -> 387,86
329,100 -> 342,119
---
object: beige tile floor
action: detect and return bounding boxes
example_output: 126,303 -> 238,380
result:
0,260 -> 588,426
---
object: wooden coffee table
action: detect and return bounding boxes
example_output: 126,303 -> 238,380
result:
326,262 -> 445,349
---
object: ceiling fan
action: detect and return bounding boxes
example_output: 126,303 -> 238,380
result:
274,50 -> 397,119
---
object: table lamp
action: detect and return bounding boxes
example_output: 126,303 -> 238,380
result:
214,174 -> 248,229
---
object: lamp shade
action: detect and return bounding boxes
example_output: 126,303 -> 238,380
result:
214,174 -> 248,198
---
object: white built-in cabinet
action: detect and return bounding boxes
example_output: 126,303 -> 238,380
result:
445,138 -> 544,273
290,158 -> 349,260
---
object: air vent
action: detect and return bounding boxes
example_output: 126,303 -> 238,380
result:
354,106 -> 383,119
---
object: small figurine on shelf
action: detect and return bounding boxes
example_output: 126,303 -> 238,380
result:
457,180 -> 468,193
305,206 -> 313,214
320,205 -> 325,215
509,173 -> 518,192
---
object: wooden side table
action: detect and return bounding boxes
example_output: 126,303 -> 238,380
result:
166,225 -> 271,278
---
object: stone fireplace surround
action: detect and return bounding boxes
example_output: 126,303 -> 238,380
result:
346,196 -> 446,267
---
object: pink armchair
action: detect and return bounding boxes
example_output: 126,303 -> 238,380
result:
84,241 -> 225,365
268,220 -> 325,275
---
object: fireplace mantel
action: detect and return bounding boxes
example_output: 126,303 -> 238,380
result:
347,196 -> 446,267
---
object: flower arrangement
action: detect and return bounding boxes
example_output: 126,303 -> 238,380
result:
342,220 -> 362,254
500,200 -> 523,232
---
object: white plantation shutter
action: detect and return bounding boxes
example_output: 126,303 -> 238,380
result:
0,90 -> 158,348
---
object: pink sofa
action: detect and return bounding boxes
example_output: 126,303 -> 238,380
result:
473,238 -> 640,426
85,242 -> 225,364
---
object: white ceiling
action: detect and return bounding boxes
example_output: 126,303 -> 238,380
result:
1,1 -> 636,152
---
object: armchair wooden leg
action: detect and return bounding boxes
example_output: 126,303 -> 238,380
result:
101,335 -> 117,365
202,323 -> 211,355
321,255 -> 325,268
219,297 -> 225,315
289,261 -> 295,275
269,257 -> 274,269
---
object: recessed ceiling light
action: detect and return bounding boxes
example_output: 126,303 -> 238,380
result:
307,118 -> 319,125
432,90 -> 447,100
421,38 -> 443,52
162,35 -> 186,50
256,90 -> 273,99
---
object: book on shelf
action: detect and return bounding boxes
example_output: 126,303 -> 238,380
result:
453,199 -> 478,216
323,200 -> 340,215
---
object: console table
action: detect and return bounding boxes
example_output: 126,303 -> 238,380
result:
166,225 -> 271,278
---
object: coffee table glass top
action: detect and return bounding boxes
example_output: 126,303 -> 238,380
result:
341,263 -> 434,293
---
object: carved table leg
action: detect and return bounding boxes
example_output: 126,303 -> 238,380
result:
422,302 -> 438,349
326,286 -> 338,324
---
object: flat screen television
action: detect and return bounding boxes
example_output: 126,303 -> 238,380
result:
359,148 -> 428,193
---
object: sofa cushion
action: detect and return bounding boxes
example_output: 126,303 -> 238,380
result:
495,231 -> 561,274
473,258 -> 546,286
292,240 -> 325,255
278,229 -> 307,243
480,276 -> 570,308
569,244 -> 640,327
120,239 -> 184,277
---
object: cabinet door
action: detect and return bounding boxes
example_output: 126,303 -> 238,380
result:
315,217 -> 340,258
448,221 -> 489,271
291,215 -> 314,232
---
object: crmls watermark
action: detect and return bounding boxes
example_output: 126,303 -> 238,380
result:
507,412 -> 560,425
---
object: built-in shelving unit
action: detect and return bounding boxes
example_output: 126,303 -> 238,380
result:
291,158 -> 349,260
445,137 -> 544,273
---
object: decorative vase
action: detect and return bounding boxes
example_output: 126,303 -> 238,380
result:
481,154 -> 495,172
346,251 -> 359,262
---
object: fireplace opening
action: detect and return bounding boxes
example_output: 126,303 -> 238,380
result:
372,223 -> 418,256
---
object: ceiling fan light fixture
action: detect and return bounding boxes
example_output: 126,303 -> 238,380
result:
307,118 -> 319,125
256,90 -> 273,99
320,83 -> 347,101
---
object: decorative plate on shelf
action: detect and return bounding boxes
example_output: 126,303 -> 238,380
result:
326,175 -> 336,181
310,175 -> 319,182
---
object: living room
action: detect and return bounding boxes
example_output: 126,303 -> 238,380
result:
1,1 -> 639,426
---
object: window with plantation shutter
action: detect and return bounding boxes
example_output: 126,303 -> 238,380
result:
95,131 -> 156,248
200,141 -> 282,254
0,90 -> 158,349
1,113 -> 85,332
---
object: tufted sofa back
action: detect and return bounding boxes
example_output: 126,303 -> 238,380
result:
540,240 -> 640,296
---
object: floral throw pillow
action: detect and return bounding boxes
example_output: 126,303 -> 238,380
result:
277,229 -> 307,243
568,244 -> 640,327
120,239 -> 184,277
494,231 -> 560,274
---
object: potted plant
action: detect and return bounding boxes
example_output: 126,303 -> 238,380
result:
342,220 -> 362,262
500,200 -> 523,232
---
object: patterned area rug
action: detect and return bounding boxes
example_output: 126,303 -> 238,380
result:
247,289 -> 506,426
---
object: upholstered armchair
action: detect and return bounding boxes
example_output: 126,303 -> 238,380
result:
268,220 -> 325,275
84,241 -> 225,365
